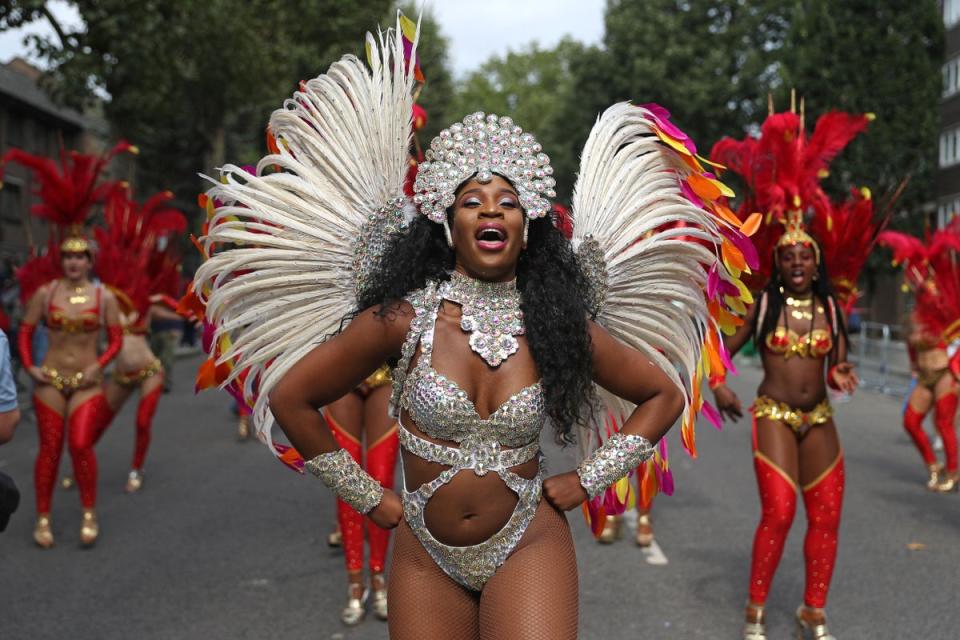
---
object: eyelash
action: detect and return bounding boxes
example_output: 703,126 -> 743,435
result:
462,198 -> 517,207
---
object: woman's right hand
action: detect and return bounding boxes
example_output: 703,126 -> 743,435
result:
713,384 -> 743,421
27,366 -> 49,385
368,488 -> 403,529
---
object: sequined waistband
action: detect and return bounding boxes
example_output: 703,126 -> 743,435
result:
113,359 -> 162,387
752,395 -> 832,437
398,424 -> 539,474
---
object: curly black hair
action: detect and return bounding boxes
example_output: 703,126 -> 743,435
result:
753,243 -> 849,358
358,214 -> 594,444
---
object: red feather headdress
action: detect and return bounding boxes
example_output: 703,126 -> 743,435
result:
878,220 -> 960,343
710,107 -> 881,310
0,140 -> 138,252
95,188 -> 187,319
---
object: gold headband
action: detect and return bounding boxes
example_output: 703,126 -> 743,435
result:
776,207 -> 820,264
60,236 -> 90,254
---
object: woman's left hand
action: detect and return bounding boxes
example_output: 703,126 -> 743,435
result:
542,471 -> 588,511
831,362 -> 859,394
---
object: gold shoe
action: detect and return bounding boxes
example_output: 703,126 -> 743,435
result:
636,513 -> 654,547
340,584 -> 368,626
371,573 -> 388,621
926,464 -> 943,491
794,606 -> 836,640
125,469 -> 144,493
61,476 -> 74,490
742,604 -> 766,640
237,415 -> 250,441
597,514 -> 622,544
327,524 -> 342,548
80,509 -> 99,547
935,472 -> 959,493
33,514 -> 54,549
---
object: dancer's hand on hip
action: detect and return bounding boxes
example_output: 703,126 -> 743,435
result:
543,471 -> 588,511
368,488 -> 403,529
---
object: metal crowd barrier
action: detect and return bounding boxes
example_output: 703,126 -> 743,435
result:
850,321 -> 910,397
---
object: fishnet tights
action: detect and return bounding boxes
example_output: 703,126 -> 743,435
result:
387,498 -> 579,639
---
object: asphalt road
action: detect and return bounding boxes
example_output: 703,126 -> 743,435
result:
1,355 -> 958,639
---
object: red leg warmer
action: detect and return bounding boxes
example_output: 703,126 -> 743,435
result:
934,394 -> 958,473
326,412 -> 364,573
748,452 -> 797,606
132,385 -> 163,470
903,404 -> 936,466
802,456 -> 845,609
67,394 -> 113,509
34,397 -> 65,513
365,427 -> 398,573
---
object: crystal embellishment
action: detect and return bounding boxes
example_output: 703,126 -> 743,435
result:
413,112 -> 556,224
440,271 -> 524,367
305,448 -> 383,514
576,432 -> 655,499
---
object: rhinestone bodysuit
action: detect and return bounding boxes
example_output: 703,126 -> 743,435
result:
390,280 -> 547,590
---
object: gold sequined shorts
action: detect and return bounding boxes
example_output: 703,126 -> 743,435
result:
752,395 -> 832,437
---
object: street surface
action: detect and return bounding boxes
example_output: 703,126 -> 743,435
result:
1,355 -> 958,639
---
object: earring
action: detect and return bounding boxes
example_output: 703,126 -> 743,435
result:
443,219 -> 454,249
522,219 -> 529,248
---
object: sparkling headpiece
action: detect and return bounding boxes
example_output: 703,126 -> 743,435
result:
60,225 -> 91,254
777,205 -> 820,263
413,112 -> 555,223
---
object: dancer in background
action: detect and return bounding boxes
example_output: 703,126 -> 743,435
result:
878,220 -> 960,491
3,142 -> 135,547
95,188 -> 187,492
710,102 -> 888,639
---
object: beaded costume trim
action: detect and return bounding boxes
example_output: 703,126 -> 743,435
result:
439,271 -> 524,367
305,448 -> 383,514
576,432 -> 655,499
752,395 -> 832,437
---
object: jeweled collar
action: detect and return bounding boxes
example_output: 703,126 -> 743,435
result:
439,271 -> 524,367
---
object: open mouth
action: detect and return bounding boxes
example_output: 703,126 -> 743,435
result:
789,269 -> 806,285
475,223 -> 508,250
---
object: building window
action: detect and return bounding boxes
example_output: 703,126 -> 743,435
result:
940,127 -> 960,167
947,0 -> 960,27
945,56 -> 960,97
937,195 -> 960,228
5,110 -> 23,149
0,182 -> 22,224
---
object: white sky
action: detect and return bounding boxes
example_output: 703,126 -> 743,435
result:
0,1 -> 606,77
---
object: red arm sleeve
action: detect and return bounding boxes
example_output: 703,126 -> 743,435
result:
18,323 -> 36,369
97,325 -> 124,368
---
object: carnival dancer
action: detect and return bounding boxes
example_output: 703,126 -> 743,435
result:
878,221 -> 960,491
94,188 -> 187,492
190,15 -> 754,637
710,104 -> 886,639
2,143 -> 133,547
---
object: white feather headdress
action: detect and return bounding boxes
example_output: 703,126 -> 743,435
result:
192,14 -> 420,451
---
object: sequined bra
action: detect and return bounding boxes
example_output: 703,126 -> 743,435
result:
765,327 -> 833,359
390,281 -> 547,590
46,282 -> 102,334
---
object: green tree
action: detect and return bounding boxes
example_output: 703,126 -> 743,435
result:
449,39 -> 590,201
13,0 -> 391,203
779,0 -> 943,227
603,0 -> 789,147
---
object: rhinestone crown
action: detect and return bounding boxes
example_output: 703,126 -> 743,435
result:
413,112 -> 556,223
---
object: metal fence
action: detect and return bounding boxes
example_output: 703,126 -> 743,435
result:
850,321 -> 911,397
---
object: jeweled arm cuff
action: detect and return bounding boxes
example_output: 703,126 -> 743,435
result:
304,449 -> 383,514
576,433 -> 655,499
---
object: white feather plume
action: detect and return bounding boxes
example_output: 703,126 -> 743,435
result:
571,103 -> 730,429
193,15 -> 419,451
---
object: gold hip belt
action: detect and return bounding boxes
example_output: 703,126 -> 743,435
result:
752,395 -> 832,436
113,359 -> 162,387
